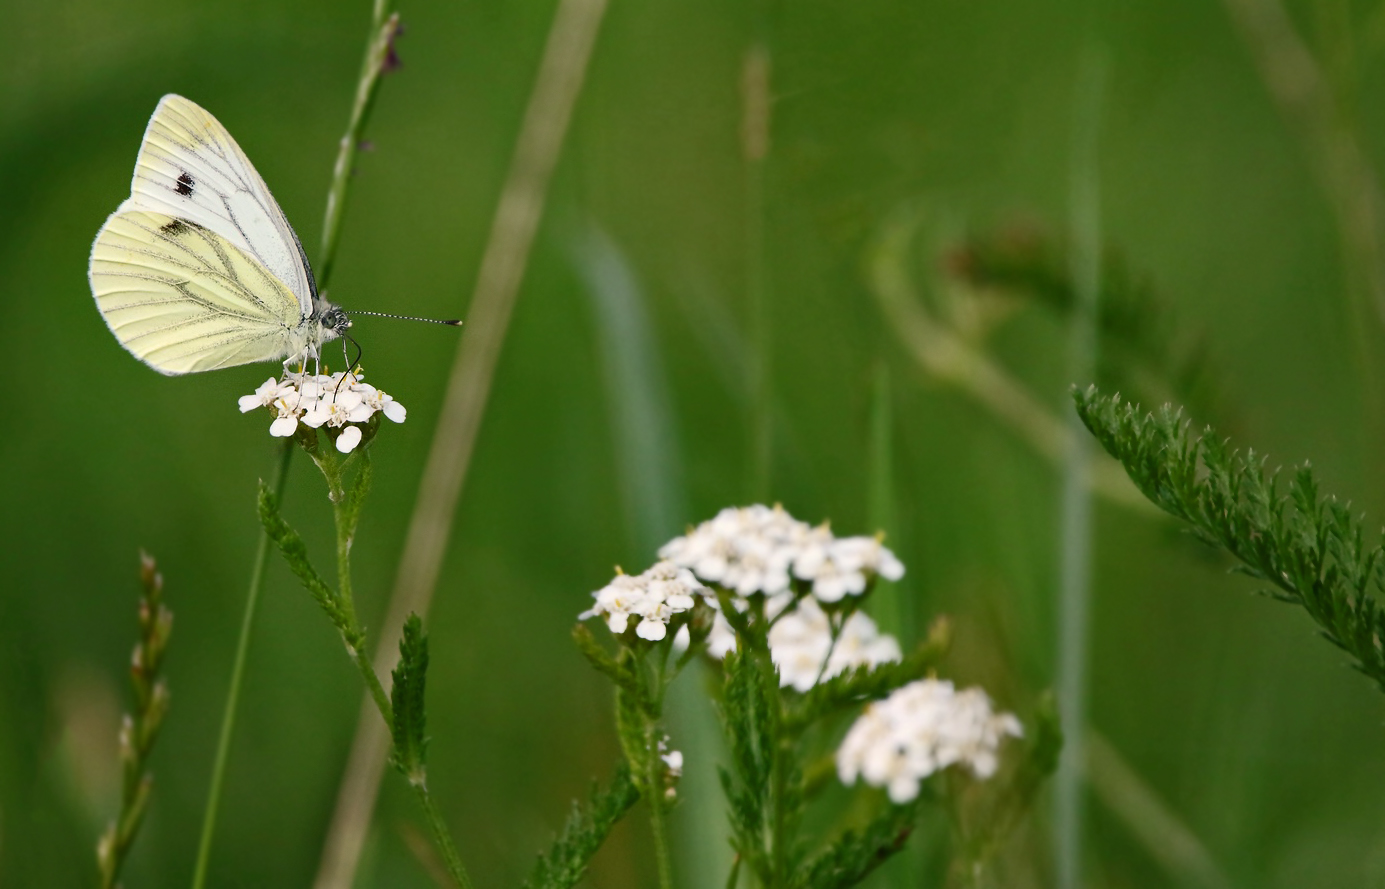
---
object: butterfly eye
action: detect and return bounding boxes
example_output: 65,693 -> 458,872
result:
321,307 -> 351,333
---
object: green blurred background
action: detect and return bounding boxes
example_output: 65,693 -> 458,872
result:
6,0 -> 1385,886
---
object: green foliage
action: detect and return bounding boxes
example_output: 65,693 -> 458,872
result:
1019,692 -> 1063,792
796,801 -> 920,889
264,448 -> 472,886
719,648 -> 773,878
522,763 -> 641,889
97,552 -> 174,889
1075,386 -> 1385,694
256,479 -> 352,638
572,624 -> 643,699
390,613 -> 430,785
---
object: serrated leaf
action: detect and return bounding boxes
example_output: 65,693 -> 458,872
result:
572,624 -> 643,698
717,648 -> 772,882
522,763 -> 639,889
1073,386 -> 1385,696
797,802 -> 918,889
389,613 -> 429,783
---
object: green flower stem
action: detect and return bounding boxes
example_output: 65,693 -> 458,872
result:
412,782 -> 474,889
318,2 -> 401,293
318,449 -> 393,724
191,440 -> 293,889
313,449 -> 472,889
645,720 -> 675,889
646,655 -> 675,889
764,649 -> 788,887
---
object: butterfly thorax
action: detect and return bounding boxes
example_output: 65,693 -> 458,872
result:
280,297 -> 352,364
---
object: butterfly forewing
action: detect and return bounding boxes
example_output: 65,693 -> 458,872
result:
124,94 -> 316,314
91,208 -> 304,375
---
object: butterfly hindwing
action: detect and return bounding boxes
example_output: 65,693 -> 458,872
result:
123,94 -> 316,315
90,207 -> 304,375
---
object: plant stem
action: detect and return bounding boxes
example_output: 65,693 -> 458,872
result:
318,451 -> 470,889
1054,48 -> 1105,889
318,2 -> 401,293
645,718 -> 675,889
329,479 -> 393,724
761,646 -> 787,887
412,781 -> 474,889
191,441 -> 293,889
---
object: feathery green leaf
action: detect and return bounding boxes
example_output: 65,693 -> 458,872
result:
1074,386 -> 1385,695
523,763 -> 640,889
389,613 -> 430,784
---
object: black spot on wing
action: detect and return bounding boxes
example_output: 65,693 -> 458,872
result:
160,218 -> 188,235
175,171 -> 195,197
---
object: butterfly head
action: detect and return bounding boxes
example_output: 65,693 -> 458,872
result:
312,298 -> 353,340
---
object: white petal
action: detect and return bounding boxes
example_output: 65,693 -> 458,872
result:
336,426 -> 363,453
636,618 -> 668,641
814,576 -> 847,603
238,394 -> 263,413
269,416 -> 298,437
887,775 -> 920,804
383,400 -> 407,423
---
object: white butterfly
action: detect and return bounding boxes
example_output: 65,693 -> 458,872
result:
89,94 -> 352,375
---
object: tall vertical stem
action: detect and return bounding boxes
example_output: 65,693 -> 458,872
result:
318,1 -> 400,293
1054,48 -> 1106,889
191,441 -> 293,889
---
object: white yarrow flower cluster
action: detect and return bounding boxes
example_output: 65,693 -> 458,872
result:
836,679 -> 1024,803
659,504 -> 904,603
769,599 -> 902,692
792,534 -> 905,603
680,595 -> 902,691
580,561 -> 709,642
238,371 -> 407,453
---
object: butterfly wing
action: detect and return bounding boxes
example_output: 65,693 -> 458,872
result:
90,208 -> 306,375
122,94 -> 316,314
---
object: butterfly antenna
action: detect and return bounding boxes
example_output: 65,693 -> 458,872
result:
347,310 -> 462,326
334,333 -> 364,396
